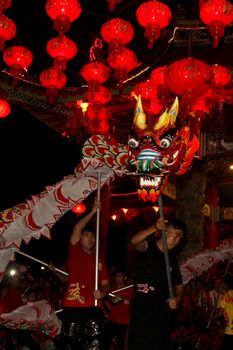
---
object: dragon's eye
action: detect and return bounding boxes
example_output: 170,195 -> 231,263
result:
128,138 -> 139,148
159,136 -> 172,149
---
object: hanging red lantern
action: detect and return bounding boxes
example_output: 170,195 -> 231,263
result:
190,95 -> 210,134
150,66 -> 167,87
81,62 -> 110,93
100,18 -> 134,55
46,36 -> 78,71
45,0 -> 82,34
200,0 -> 233,48
149,66 -> 170,103
211,63 -> 231,87
164,57 -> 211,106
86,86 -> 112,105
72,202 -> 86,214
0,14 -> 16,51
0,0 -> 12,16
0,99 -> 11,118
98,121 -> 110,133
3,45 -> 33,86
133,81 -> 163,114
39,67 -> 67,103
106,0 -> 122,12
89,119 -> 110,134
134,81 -> 157,100
107,47 -> 138,89
136,1 -> 172,49
86,104 -> 111,121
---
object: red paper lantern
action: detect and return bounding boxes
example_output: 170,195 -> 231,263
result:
211,64 -> 231,87
89,119 -> 110,134
3,45 -> 33,85
0,99 -> 11,118
45,0 -> 82,34
136,1 -> 172,49
72,203 -> 86,214
200,0 -> 233,48
86,104 -> 111,121
134,81 -> 157,100
86,86 -> 112,105
106,0 -> 122,12
107,47 -> 138,88
0,14 -> 16,51
164,57 -> 211,105
149,66 -> 170,102
100,18 -> 134,55
150,66 -> 167,86
81,62 -> 110,92
39,67 -> 67,103
191,95 -> 209,114
0,0 -> 11,16
46,36 -> 78,70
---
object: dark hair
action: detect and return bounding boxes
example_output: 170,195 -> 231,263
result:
81,225 -> 96,236
167,218 -> 187,234
223,274 -> 233,290
110,267 -> 128,277
167,217 -> 187,245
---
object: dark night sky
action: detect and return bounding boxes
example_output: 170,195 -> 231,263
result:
0,105 -> 82,211
0,105 -> 83,265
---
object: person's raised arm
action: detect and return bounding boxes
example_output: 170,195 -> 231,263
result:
130,217 -> 166,252
70,199 -> 100,245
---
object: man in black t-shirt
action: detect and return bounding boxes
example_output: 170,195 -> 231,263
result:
127,217 -> 187,350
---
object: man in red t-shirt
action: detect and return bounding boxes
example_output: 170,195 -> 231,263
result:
56,200 -> 109,350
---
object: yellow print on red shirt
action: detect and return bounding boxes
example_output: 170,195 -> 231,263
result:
67,282 -> 85,304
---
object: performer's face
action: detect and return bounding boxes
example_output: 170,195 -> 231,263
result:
166,228 -> 183,250
81,231 -> 96,252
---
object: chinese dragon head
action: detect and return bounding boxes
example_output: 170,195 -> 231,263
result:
82,96 -> 199,202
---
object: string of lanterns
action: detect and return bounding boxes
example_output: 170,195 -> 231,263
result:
0,0 -> 232,126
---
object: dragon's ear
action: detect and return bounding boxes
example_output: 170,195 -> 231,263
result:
133,95 -> 147,130
154,97 -> 179,131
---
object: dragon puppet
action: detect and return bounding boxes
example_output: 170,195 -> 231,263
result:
82,95 -> 200,202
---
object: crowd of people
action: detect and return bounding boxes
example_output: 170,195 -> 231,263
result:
0,200 -> 232,350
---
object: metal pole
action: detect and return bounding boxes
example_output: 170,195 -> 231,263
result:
95,171 -> 101,306
158,195 -> 174,298
11,248 -> 68,276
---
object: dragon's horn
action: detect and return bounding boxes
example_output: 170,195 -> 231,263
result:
154,97 -> 179,131
133,95 -> 147,131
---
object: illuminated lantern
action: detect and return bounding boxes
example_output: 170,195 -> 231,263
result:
211,64 -> 231,87
45,0 -> 82,34
200,0 -> 233,48
0,15 -> 16,51
150,66 -> 170,104
39,67 -> 67,103
191,95 -> 209,133
98,121 -> 110,133
150,66 -> 167,87
136,1 -> 172,49
72,202 -> 86,214
107,47 -> 138,88
100,18 -> 134,55
164,57 -> 211,106
86,86 -> 112,105
3,45 -> 33,86
133,81 -> 163,114
134,81 -> 157,100
81,62 -> 110,93
106,0 -> 122,12
86,104 -> 111,121
89,120 -> 110,134
0,0 -> 11,16
46,36 -> 78,71
0,99 -> 11,118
